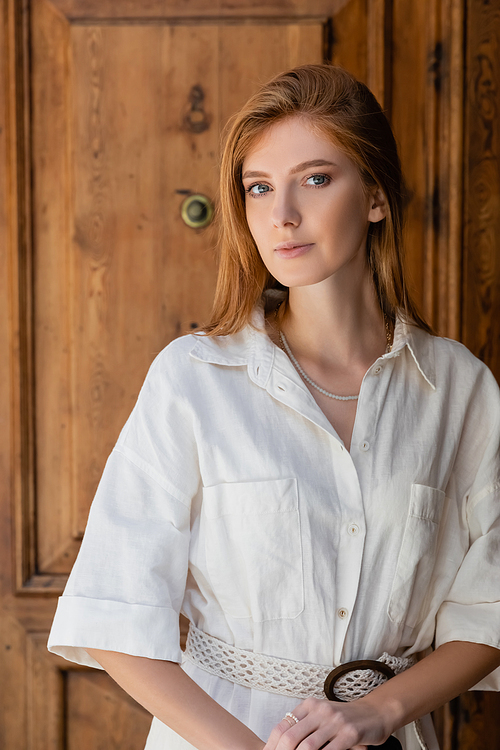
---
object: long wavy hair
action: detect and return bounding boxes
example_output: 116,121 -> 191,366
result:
199,64 -> 432,336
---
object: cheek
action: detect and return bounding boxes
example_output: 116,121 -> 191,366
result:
325,189 -> 370,235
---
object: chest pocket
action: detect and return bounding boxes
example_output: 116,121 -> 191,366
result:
388,484 -> 445,628
202,477 -> 304,621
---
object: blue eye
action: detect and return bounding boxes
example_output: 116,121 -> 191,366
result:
306,174 -> 329,186
247,183 -> 271,195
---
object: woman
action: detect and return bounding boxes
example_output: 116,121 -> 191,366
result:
48,64 -> 500,750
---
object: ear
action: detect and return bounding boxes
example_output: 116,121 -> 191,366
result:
368,187 -> 387,223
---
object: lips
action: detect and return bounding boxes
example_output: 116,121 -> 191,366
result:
274,241 -> 311,251
274,242 -> 314,258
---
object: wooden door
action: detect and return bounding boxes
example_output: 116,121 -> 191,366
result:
1,0 -> 500,748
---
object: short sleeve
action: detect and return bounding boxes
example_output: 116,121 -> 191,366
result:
47,340 -> 201,669
435,366 -> 500,690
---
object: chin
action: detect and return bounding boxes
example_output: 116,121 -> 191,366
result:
272,270 -> 337,289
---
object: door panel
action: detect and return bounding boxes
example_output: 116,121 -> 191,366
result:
32,5 -> 324,580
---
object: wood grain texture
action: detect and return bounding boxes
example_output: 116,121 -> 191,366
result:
0,10 -> 11,679
22,630 -> 152,750
367,0 -> 392,110
462,0 -> 500,379
218,22 -> 323,126
31,0 -> 78,576
391,0 -> 464,339
447,2 -> 500,741
66,670 -> 152,750
46,0 -> 360,21
7,0 -> 38,594
68,23 -> 179,539
330,0 -> 368,82
435,0 -> 464,340
436,693 -> 500,750
392,0 -> 434,321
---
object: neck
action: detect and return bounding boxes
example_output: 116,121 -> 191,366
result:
277,267 -> 388,370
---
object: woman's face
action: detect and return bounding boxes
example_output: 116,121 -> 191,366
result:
242,116 -> 385,289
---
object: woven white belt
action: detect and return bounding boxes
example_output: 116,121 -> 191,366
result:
183,623 -> 416,701
183,624 -> 427,750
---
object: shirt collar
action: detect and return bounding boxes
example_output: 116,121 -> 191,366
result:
189,300 -> 275,388
189,294 -> 436,391
389,317 -> 436,390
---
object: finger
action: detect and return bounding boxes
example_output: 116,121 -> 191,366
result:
284,710 -> 303,726
293,697 -> 322,720
312,724 -> 363,750
295,729 -> 343,750
298,720 -> 366,750
270,699 -> 333,750
265,720 -> 289,750
275,715 -> 322,750
267,705 -> 309,749
267,715 -> 306,750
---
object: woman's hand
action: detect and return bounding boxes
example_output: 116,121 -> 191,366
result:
264,696 -> 396,750
264,641 -> 500,750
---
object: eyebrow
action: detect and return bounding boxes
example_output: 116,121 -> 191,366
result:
241,159 -> 337,180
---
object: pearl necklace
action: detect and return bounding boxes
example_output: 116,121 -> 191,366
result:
276,308 -> 393,402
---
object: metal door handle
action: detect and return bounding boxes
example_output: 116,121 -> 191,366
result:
181,194 -> 214,229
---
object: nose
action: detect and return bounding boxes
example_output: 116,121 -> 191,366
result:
271,189 -> 301,229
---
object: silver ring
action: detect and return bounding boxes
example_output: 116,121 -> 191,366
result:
285,712 -> 299,724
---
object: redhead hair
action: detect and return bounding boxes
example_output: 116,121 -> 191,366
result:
199,63 -> 432,336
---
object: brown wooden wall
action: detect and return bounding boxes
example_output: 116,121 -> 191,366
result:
462,0 -> 500,377
436,0 -> 500,745
1,0 -> 500,748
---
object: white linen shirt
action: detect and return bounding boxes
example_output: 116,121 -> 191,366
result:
48,299 -> 500,750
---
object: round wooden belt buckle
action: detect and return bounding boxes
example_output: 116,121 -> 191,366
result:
323,660 -> 401,750
323,658 -> 396,702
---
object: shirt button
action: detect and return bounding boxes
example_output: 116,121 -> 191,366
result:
348,523 -> 359,536
337,608 -> 349,619
359,440 -> 370,452
373,364 -> 383,375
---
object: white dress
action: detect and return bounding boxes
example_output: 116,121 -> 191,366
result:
48,298 -> 500,750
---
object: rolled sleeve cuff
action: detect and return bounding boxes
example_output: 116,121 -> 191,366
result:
436,601 -> 500,690
47,596 -> 183,669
